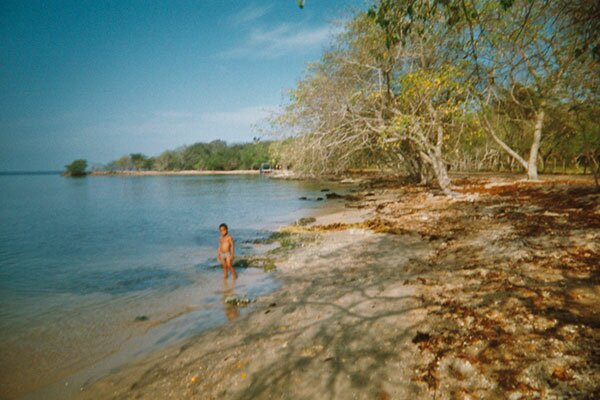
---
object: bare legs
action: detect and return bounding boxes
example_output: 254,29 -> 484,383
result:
221,256 -> 237,279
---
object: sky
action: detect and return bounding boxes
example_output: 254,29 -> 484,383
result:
0,0 -> 368,171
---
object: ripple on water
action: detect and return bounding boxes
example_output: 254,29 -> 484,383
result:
61,267 -> 193,295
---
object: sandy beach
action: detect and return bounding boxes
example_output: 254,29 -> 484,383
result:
77,174 -> 599,399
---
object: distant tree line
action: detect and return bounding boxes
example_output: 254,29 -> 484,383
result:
98,139 -> 273,172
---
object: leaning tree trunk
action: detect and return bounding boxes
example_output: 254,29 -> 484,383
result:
589,151 -> 600,192
483,113 -> 545,180
527,109 -> 545,180
430,153 -> 452,192
416,124 -> 454,195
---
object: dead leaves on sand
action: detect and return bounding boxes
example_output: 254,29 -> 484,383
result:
360,177 -> 600,398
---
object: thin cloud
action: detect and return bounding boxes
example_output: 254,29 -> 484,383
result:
218,23 -> 341,59
153,111 -> 194,119
230,4 -> 272,25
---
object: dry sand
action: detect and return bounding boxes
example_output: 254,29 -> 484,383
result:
78,175 -> 599,399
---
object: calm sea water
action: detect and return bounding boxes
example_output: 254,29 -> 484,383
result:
0,173 -> 329,399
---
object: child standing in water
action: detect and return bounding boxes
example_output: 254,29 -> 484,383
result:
217,223 -> 237,279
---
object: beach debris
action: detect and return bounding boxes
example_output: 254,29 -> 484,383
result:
265,302 -> 277,314
294,217 -> 316,226
412,331 -> 431,344
134,315 -> 149,322
225,296 -> 255,307
377,390 -> 391,400
340,178 -> 362,184
300,345 -> 324,357
287,222 -> 364,233
344,194 -> 363,201
190,375 -> 199,384
241,372 -> 247,380
551,366 -> 572,381
446,358 -> 476,380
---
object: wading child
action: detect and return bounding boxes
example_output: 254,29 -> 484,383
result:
217,223 -> 237,279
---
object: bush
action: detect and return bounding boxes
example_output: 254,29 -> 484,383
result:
63,159 -> 88,177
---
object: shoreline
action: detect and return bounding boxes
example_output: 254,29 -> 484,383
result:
78,175 -> 598,399
89,170 -> 261,176
19,183 -> 348,400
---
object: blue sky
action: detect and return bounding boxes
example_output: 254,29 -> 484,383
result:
0,0 -> 368,171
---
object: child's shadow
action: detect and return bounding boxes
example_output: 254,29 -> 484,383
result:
222,278 -> 240,321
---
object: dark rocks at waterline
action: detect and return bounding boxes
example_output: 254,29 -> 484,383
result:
299,196 -> 327,201
210,257 -> 277,272
294,217 -> 316,226
320,188 -> 330,192
326,192 -> 363,201
134,315 -> 149,322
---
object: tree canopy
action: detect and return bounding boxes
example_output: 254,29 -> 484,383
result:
63,159 -> 88,177
271,0 -> 600,192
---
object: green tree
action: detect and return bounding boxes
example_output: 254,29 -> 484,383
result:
63,159 -> 88,177
154,150 -> 184,171
129,153 -> 148,170
277,0 -> 599,190
143,156 -> 155,170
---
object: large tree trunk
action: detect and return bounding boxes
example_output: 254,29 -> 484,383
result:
433,124 -> 453,194
417,124 -> 454,195
527,109 -> 544,180
430,153 -> 452,193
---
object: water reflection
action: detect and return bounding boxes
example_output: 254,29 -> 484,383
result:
222,278 -> 240,321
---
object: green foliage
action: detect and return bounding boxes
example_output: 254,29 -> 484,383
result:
269,0 -> 599,186
103,140 -> 272,171
129,153 -> 148,170
63,159 -> 87,177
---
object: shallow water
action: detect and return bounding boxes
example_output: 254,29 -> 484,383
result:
0,173 -> 328,398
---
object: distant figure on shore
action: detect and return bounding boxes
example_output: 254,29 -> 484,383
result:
217,223 -> 237,279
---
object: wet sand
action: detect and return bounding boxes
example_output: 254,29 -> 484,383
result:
77,175 -> 600,399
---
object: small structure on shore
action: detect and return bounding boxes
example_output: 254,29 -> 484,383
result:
259,162 -> 272,174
